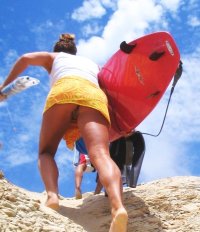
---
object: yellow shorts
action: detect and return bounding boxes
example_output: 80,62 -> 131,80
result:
43,76 -> 110,149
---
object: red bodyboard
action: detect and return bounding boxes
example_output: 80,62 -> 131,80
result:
98,32 -> 180,141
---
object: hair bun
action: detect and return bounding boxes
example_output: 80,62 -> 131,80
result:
59,33 -> 75,42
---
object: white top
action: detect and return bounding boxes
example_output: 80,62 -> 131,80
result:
49,52 -> 100,87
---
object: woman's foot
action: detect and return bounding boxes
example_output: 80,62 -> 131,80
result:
45,193 -> 59,210
75,188 -> 82,199
109,208 -> 128,232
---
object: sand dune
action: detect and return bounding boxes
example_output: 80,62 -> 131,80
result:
1,171 -> 200,231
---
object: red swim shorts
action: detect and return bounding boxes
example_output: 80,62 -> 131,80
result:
79,153 -> 87,165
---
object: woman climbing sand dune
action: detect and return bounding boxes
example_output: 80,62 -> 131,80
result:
0,33 -> 128,231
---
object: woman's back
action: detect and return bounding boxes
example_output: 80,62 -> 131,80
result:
50,52 -> 99,87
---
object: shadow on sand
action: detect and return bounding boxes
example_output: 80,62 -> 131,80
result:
57,189 -> 165,232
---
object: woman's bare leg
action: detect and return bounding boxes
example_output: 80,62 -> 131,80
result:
78,106 -> 128,232
75,163 -> 86,199
94,173 -> 104,195
38,103 -> 77,209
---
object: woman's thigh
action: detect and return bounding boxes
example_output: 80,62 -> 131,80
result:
39,103 -> 78,155
77,106 -> 110,157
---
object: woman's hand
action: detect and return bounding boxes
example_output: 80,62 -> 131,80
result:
0,84 -> 7,102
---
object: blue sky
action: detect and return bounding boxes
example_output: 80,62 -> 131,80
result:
0,0 -> 200,197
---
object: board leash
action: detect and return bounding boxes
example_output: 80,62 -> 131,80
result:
140,60 -> 183,137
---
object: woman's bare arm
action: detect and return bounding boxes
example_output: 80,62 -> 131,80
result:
1,51 -> 55,89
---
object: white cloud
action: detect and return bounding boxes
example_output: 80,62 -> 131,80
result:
71,0 -> 117,22
82,23 -> 103,37
188,16 -> 200,27
77,36 -> 108,65
160,0 -> 182,11
76,0 -> 165,64
101,0 -> 118,9
0,101 -> 7,108
71,0 -> 107,22
102,0 -> 163,43
2,147 -> 36,167
140,136 -> 191,183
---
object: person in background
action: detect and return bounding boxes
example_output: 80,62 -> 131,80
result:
74,152 -> 95,199
74,138 -> 104,198
110,131 -> 145,188
95,131 -> 145,194
0,33 -> 127,232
